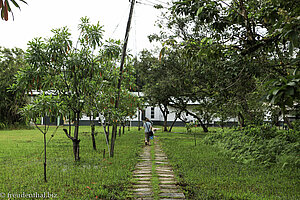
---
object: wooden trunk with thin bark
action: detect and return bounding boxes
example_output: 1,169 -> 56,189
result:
90,116 -> 97,150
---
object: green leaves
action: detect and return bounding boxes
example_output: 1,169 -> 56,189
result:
21,93 -> 61,119
1,0 -> 27,21
266,73 -> 300,109
78,16 -> 104,50
0,46 -> 27,126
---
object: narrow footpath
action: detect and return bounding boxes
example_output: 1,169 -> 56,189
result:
131,138 -> 186,200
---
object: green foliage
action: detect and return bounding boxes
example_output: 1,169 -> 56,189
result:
157,130 -> 299,200
185,121 -> 194,134
203,125 -> 300,168
0,46 -> 28,127
147,0 -> 299,127
266,71 -> 300,109
0,0 -> 27,21
292,120 -> 300,131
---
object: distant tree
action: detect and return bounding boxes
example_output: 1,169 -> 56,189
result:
137,50 -> 172,131
1,0 -> 27,21
0,47 -> 28,127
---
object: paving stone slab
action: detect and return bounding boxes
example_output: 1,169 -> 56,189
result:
134,174 -> 152,177
134,192 -> 153,197
159,193 -> 185,198
156,172 -> 174,175
133,188 -> 152,192
139,161 -> 152,164
156,168 -> 173,172
140,155 -> 151,157
136,163 -> 152,167
160,188 -> 181,193
155,156 -> 168,159
159,199 -> 185,200
159,176 -> 175,180
160,180 -> 177,184
159,184 -> 178,189
135,181 -> 151,184
155,161 -> 169,165
132,184 -> 150,188
133,170 -> 152,174
136,198 -> 154,200
157,174 -> 174,177
136,166 -> 152,170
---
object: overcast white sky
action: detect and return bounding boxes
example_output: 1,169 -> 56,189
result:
0,0 -> 170,55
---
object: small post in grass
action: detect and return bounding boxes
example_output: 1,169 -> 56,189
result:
103,149 -> 105,159
194,124 -> 197,146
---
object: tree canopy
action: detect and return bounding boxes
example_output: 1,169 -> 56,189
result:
138,0 -> 299,129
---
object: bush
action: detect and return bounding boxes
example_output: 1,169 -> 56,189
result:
292,120 -> 300,131
203,125 -> 300,168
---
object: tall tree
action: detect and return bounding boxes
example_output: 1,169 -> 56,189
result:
146,0 -> 299,127
13,17 -> 108,161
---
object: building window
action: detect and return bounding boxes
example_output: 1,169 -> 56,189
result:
151,107 -> 155,119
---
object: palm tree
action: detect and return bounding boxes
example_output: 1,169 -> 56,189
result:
1,0 -> 27,21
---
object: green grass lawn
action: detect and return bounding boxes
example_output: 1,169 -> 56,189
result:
155,127 -> 300,200
1,125 -> 299,200
0,126 -> 144,199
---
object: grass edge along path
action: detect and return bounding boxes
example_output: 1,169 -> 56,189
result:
156,130 -> 300,200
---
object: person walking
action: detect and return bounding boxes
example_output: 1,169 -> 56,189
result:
143,118 -> 152,145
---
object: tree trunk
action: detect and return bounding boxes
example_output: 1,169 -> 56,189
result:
99,117 -> 110,153
169,115 -> 178,132
119,124 -> 121,137
198,119 -> 208,132
43,133 -> 47,182
238,112 -> 245,128
122,123 -> 125,134
69,112 -> 72,138
138,109 -> 141,131
90,115 -> 96,150
72,139 -> 80,161
110,124 -> 117,157
73,111 -> 81,161
282,108 -> 293,129
183,109 -> 208,132
159,104 -> 169,132
103,121 -> 109,144
107,122 -> 110,139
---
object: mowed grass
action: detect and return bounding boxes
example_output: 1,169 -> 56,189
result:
0,126 -> 144,199
155,127 -> 300,200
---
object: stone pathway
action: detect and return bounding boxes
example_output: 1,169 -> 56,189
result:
131,138 -> 185,200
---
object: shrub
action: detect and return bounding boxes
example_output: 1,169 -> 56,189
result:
203,125 -> 300,168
